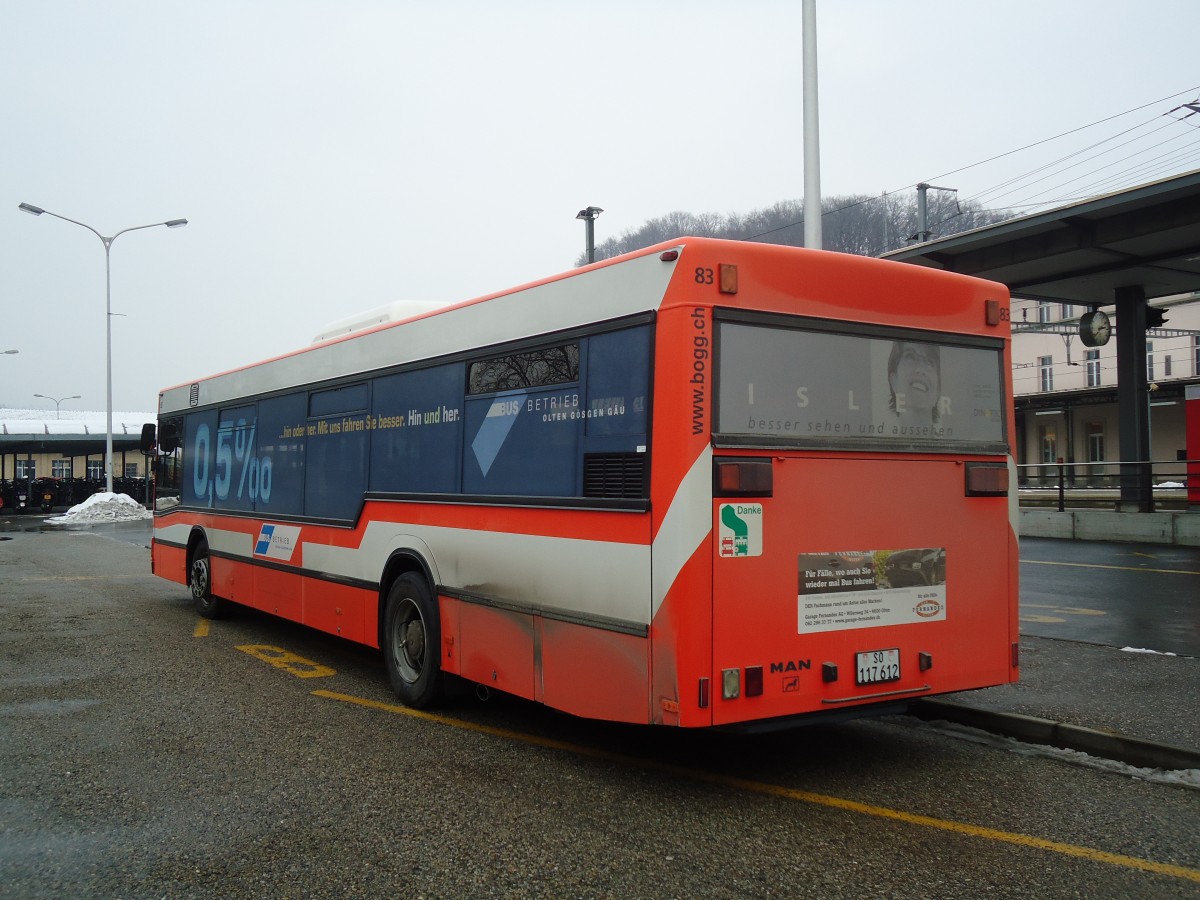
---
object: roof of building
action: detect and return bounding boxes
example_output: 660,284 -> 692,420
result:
0,408 -> 154,459
883,168 -> 1200,304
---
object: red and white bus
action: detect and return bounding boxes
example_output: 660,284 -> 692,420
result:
148,237 -> 1018,728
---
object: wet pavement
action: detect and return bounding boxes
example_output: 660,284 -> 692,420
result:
917,537 -> 1200,770
3,515 -> 1197,769
0,512 -> 151,548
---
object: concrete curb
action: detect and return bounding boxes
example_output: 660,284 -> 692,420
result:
910,698 -> 1200,772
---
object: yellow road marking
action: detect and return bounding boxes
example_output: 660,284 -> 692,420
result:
193,618 -> 210,638
1021,604 -> 1105,618
1022,559 -> 1200,576
312,689 -> 1200,885
238,645 -> 336,679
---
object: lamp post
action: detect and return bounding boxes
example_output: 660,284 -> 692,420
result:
33,393 -> 81,419
576,206 -> 603,264
19,203 -> 187,493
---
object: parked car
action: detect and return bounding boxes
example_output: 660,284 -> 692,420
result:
884,547 -> 946,587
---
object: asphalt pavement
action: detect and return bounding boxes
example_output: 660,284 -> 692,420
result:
3,513 -> 1198,772
913,537 -> 1200,773
912,635 -> 1200,771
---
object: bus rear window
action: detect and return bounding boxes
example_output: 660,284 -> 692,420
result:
716,320 -> 1006,452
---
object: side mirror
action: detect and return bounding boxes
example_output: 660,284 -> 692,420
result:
140,423 -> 157,454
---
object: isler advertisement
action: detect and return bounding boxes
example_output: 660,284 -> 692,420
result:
716,321 -> 1006,450
798,549 -> 947,634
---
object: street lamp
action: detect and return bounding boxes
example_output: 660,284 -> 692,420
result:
19,203 -> 187,493
576,206 -> 603,265
34,393 -> 81,419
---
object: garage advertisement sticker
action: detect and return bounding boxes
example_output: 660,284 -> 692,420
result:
798,549 -> 946,634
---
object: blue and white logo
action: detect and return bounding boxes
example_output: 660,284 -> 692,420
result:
253,523 -> 302,561
471,393 -> 524,477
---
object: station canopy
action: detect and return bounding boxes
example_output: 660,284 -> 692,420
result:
0,409 -> 155,462
883,168 -> 1200,304
884,168 -> 1200,512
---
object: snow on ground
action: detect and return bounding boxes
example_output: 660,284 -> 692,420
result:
46,492 -> 152,525
907,718 -> 1200,789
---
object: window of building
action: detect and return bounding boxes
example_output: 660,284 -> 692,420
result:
1146,341 -> 1154,381
16,460 -> 35,479
1085,349 -> 1101,387
1037,302 -> 1052,324
1194,336 -> 1200,376
87,460 -> 103,480
52,459 -> 71,479
124,463 -> 139,479
1085,420 -> 1105,485
1038,355 -> 1054,391
1039,424 -> 1057,464
1164,354 -> 1172,378
1086,421 -> 1105,462
1060,303 -> 1073,320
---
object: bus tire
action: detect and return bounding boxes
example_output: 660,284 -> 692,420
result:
190,540 -> 225,619
383,573 -> 442,709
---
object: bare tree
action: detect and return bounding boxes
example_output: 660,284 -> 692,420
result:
577,192 -> 1011,265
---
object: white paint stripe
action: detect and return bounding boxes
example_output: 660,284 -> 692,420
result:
305,523 -> 651,624
156,445 -> 714,629
651,447 -> 714,618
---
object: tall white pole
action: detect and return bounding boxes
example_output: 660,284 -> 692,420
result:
802,0 -> 822,250
104,238 -> 115,492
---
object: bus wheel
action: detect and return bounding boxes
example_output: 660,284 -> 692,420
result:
190,540 -> 224,619
383,574 -> 442,709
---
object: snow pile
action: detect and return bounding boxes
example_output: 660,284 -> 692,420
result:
47,492 -> 152,525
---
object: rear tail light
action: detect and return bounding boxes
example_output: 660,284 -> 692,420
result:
745,666 -> 763,697
965,462 -> 1009,497
714,458 -> 773,497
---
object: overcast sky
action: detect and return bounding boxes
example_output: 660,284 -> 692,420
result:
3,1 -> 1197,414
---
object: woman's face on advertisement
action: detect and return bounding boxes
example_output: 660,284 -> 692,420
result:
892,343 -> 939,413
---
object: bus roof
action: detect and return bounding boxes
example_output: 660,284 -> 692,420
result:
158,237 -> 1005,416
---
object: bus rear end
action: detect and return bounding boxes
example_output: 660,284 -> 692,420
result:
659,242 -> 1018,729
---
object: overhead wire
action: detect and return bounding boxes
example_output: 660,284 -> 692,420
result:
744,85 -> 1200,244
916,85 -> 1200,189
965,117 -> 1179,208
998,124 -> 1196,209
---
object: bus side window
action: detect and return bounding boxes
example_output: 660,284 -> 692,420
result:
305,384 -> 369,521
256,393 -> 307,516
585,325 -> 651,439
183,410 -> 219,508
463,385 -> 578,497
154,416 -> 184,501
369,364 -> 463,495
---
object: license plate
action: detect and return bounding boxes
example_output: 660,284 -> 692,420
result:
856,648 -> 901,685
